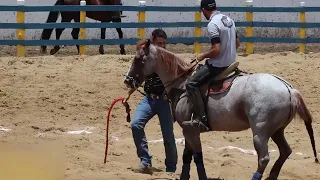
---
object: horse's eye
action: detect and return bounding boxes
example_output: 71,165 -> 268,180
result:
142,56 -> 147,64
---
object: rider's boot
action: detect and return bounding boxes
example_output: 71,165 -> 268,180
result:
183,87 -> 210,131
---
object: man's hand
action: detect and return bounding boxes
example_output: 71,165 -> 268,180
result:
123,95 -> 130,104
236,38 -> 241,49
123,88 -> 135,104
196,53 -> 206,62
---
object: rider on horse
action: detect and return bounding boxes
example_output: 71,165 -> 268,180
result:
183,0 -> 241,131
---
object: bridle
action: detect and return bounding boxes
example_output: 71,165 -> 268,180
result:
124,74 -> 147,96
125,58 -> 199,97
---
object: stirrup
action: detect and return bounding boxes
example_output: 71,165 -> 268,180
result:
182,114 -> 209,131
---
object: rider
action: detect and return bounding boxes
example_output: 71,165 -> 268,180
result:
184,0 -> 241,131
123,29 -> 178,174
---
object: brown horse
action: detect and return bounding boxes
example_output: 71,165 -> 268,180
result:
40,0 -> 126,55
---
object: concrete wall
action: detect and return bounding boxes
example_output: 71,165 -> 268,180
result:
0,0 -> 319,40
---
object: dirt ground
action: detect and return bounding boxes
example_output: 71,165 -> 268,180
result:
0,43 -> 320,180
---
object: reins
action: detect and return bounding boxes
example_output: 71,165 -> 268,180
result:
162,58 -> 198,89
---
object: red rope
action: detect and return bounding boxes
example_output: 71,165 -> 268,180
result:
104,97 -> 125,164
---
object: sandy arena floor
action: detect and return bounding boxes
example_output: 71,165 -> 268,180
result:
0,43 -> 320,180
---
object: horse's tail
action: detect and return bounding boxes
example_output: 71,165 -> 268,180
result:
40,0 -> 63,41
291,88 -> 319,163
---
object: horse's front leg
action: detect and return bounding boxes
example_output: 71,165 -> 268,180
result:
113,17 -> 126,55
183,127 -> 207,180
180,142 -> 193,180
50,18 -> 68,55
71,28 -> 80,54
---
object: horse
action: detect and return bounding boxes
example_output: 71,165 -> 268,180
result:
123,39 -> 319,180
40,0 -> 126,55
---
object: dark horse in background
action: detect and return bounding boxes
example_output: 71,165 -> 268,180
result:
40,0 -> 126,55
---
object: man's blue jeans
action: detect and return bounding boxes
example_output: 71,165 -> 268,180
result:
131,95 -> 178,172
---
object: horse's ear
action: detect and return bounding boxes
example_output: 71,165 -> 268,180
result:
145,39 -> 151,49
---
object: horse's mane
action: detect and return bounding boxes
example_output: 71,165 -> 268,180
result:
156,47 -> 195,77
136,39 -> 195,77
136,39 -> 146,50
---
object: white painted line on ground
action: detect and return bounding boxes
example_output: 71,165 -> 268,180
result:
148,137 -> 185,145
112,136 -> 120,141
217,146 -> 258,156
147,137 -> 311,157
295,152 -> 307,156
67,130 -> 92,134
0,126 -> 11,132
35,127 -> 95,137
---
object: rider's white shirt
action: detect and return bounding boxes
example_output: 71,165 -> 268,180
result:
206,11 -> 237,68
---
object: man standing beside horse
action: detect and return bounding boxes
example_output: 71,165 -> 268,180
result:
123,29 -> 178,174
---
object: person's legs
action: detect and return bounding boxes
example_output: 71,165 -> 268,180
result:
184,62 -> 226,130
131,96 -> 155,172
155,98 -> 178,172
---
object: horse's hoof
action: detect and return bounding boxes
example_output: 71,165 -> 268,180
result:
50,49 -> 56,55
179,174 -> 190,180
120,49 -> 126,55
266,174 -> 278,180
40,47 -> 47,54
99,49 -> 105,55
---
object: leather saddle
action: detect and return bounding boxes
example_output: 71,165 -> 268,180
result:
195,62 -> 243,97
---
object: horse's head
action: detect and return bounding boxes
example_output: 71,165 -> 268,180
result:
124,39 -> 158,89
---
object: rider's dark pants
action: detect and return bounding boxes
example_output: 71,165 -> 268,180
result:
186,61 -> 227,119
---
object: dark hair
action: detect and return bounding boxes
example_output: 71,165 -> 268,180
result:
201,0 -> 217,11
152,29 -> 167,39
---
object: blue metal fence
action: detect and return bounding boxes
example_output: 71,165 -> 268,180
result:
1,5 -> 320,46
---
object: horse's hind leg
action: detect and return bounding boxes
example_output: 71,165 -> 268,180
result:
113,17 -> 126,55
71,15 -> 80,54
99,27 -> 106,54
71,28 -> 80,54
180,142 -> 193,180
116,27 -> 126,55
251,132 -> 271,180
183,128 -> 207,180
267,128 -> 292,180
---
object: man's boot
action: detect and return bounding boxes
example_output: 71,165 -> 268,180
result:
183,88 -> 210,131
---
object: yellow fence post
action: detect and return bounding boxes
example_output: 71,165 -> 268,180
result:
299,1 -> 306,53
16,0 -> 25,57
245,0 -> 254,54
80,0 -> 86,55
137,1 -> 146,39
194,11 -> 202,54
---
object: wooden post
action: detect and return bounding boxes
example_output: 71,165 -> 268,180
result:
79,0 -> 86,55
137,1 -> 146,39
194,11 -> 202,54
299,2 -> 306,53
245,0 -> 253,54
16,0 -> 25,57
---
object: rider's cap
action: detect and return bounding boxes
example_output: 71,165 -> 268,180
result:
201,0 -> 217,10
